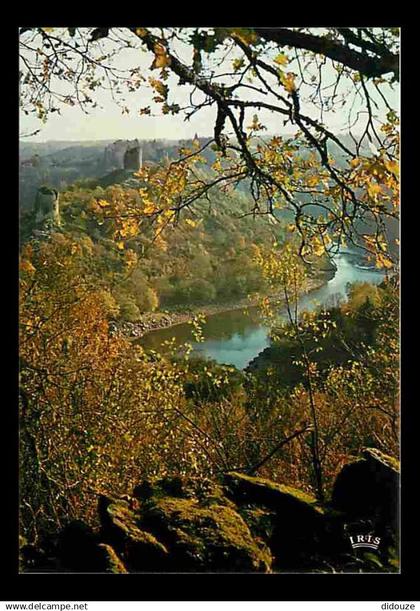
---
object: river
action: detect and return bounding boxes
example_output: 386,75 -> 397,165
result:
139,248 -> 388,370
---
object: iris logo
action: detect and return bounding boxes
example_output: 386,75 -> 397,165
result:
348,533 -> 381,551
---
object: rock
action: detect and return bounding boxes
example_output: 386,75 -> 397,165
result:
239,507 -> 276,542
99,495 -> 169,572
29,454 -> 401,573
104,477 -> 272,572
331,448 -> 399,526
224,471 -> 324,519
138,497 -> 272,572
96,543 -> 128,573
223,472 -> 325,570
322,449 -> 400,571
330,448 -> 400,568
55,520 -> 126,573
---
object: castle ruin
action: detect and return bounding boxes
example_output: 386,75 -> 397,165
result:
123,144 -> 141,171
103,139 -> 143,171
34,186 -> 61,226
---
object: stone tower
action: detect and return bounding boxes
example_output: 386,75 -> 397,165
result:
34,186 -> 61,226
123,145 -> 140,171
104,139 -> 140,170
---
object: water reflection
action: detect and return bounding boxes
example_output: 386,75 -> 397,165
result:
139,250 -> 387,370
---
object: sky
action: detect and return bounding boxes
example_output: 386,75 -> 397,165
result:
19,28 -> 400,143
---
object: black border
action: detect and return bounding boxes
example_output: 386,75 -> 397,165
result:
5,13 -> 417,602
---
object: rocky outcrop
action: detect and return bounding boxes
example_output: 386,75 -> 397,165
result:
19,449 -> 400,573
98,495 -> 170,572
100,478 -> 272,572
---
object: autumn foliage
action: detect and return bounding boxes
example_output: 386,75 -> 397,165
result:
19,226 -> 399,540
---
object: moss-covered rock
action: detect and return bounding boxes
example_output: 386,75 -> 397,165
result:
138,495 -> 272,572
98,495 -> 169,571
362,448 -> 400,473
224,472 -> 323,516
100,476 -> 272,572
134,475 -> 236,509
30,455 -> 400,573
96,543 -> 128,573
239,507 -> 276,542
223,472 -> 326,570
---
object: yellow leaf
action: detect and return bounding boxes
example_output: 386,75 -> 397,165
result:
367,182 -> 382,198
149,78 -> 168,98
124,249 -> 138,268
135,28 -> 147,38
185,219 -> 196,228
307,174 -> 320,187
384,159 -> 399,176
163,209 -> 176,221
117,242 -> 125,250
20,260 -> 36,275
274,53 -> 288,67
376,252 -> 393,269
280,72 -> 296,93
151,43 -> 171,69
143,202 -> 157,214
312,237 -> 325,257
154,234 -> 167,252
232,58 -> 245,72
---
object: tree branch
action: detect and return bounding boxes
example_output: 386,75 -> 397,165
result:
253,28 -> 399,80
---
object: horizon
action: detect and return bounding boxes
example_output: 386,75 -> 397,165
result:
19,130 -> 368,146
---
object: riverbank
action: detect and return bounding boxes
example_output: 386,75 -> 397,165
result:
117,273 -> 333,340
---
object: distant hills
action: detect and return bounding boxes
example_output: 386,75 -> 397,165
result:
18,134 -> 369,215
19,137 -> 213,212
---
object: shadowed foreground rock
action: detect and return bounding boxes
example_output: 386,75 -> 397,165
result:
331,448 -> 399,524
20,448 -> 400,573
330,447 -> 399,562
57,520 -> 127,573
